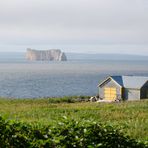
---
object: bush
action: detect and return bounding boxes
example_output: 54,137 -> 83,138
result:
0,116 -> 147,148
48,96 -> 90,103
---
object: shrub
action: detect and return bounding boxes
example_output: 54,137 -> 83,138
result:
48,96 -> 90,103
0,116 -> 147,148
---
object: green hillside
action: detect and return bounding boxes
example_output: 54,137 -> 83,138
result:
0,97 -> 147,147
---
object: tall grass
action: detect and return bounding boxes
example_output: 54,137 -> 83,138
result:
0,97 -> 147,142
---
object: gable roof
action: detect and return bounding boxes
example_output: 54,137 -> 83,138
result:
99,75 -> 148,89
111,76 -> 123,86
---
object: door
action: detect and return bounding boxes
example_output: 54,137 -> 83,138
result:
104,87 -> 116,101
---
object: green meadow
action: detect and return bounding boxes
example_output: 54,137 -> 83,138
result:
0,97 -> 147,143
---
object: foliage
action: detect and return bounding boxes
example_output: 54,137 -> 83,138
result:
47,96 -> 90,103
0,98 -> 148,142
0,116 -> 147,148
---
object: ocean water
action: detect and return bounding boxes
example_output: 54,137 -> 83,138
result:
0,59 -> 148,98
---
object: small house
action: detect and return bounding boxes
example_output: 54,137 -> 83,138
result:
98,76 -> 148,101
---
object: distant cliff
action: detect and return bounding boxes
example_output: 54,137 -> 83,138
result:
26,48 -> 67,61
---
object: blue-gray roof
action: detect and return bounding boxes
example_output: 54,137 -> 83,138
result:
111,76 -> 148,89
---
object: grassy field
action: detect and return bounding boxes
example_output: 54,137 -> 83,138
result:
0,97 -> 148,142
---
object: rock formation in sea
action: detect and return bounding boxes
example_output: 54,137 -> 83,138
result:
26,48 -> 67,61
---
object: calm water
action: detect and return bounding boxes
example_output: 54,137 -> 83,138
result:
0,60 -> 148,98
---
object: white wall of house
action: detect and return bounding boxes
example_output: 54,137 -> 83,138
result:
124,88 -> 140,100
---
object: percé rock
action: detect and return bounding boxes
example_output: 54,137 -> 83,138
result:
26,48 -> 67,61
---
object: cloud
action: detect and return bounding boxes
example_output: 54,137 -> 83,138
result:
0,0 -> 148,54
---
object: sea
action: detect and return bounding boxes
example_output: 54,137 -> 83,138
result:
0,52 -> 148,98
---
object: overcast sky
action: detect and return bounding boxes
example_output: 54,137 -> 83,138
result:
0,0 -> 148,55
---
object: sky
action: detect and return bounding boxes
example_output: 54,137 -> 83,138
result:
0,0 -> 148,55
